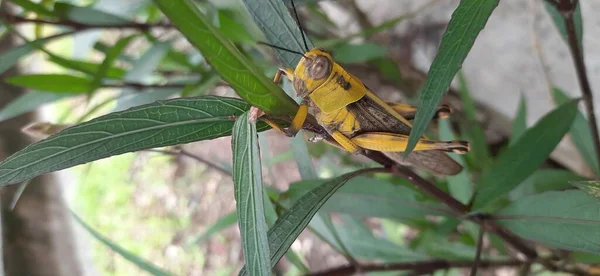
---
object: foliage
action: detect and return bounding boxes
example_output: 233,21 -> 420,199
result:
0,0 -> 597,275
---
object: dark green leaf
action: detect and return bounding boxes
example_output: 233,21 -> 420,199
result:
406,0 -> 499,154
457,72 -> 491,168
72,212 -> 172,276
544,1 -> 583,51
571,181 -> 600,199
510,169 -> 584,199
552,87 -> 599,174
472,100 -> 579,209
0,92 -> 68,122
242,0 -> 314,68
238,169 -> 378,275
54,2 -> 132,26
291,133 -> 317,180
510,93 -> 527,146
47,55 -> 126,79
92,35 -> 137,90
11,0 -> 56,17
154,0 -> 297,115
232,112 -> 271,276
285,176 -> 449,220
5,74 -> 92,94
0,96 -> 266,186
190,212 -> 237,245
499,190 -> 600,254
217,10 -> 254,43
332,43 -> 387,64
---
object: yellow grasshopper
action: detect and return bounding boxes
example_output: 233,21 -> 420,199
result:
256,1 -> 469,175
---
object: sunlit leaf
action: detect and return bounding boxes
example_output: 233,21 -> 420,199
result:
0,92 -> 68,122
54,2 -> 132,26
0,96 -> 268,186
155,0 -> 297,115
472,100 -> 579,209
232,112 -> 271,276
406,0 -> 499,154
5,74 -> 92,94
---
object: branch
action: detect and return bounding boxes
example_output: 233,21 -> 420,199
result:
145,149 -> 232,176
557,0 -> 600,172
308,259 -> 524,276
0,11 -> 172,30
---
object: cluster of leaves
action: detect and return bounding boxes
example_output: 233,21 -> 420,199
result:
1,0 -> 600,275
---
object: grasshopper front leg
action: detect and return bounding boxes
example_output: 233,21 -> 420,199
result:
257,67 -> 308,137
351,132 -> 470,154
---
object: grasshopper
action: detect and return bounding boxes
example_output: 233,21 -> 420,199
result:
257,0 -> 469,175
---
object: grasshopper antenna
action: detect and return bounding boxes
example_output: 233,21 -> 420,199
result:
290,0 -> 310,52
257,41 -> 308,59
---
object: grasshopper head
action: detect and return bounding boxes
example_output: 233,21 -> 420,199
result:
293,48 -> 333,98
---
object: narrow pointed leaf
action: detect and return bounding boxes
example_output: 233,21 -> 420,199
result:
0,35 -> 62,74
72,212 -> 171,276
510,94 -> 527,146
0,96 -> 267,186
232,112 -> 271,276
544,1 -> 583,51
238,168 -> 381,276
405,0 -> 499,154
472,100 -> 579,209
4,74 -> 92,94
54,2 -> 132,26
552,87 -> 599,174
154,0 -> 297,115
11,0 -> 56,17
91,35 -> 137,90
190,212 -> 237,245
499,190 -> 600,254
0,92 -> 68,122
439,120 -> 472,204
242,0 -> 314,68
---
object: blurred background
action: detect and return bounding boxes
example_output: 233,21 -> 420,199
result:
1,0 -> 599,275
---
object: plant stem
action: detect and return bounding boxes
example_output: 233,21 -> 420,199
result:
560,1 -> 600,173
0,12 -> 172,30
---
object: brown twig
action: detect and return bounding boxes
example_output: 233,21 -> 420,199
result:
144,149 -> 232,176
555,0 -> 600,172
308,259 -> 524,276
0,11 -> 172,30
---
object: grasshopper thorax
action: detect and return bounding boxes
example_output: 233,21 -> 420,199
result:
293,48 -> 333,97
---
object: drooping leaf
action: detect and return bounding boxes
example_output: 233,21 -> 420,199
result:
72,212 -> 172,276
238,168 -> 379,275
0,92 -> 68,122
0,96 -> 268,186
510,93 -> 527,146
499,190 -> 600,254
543,1 -> 583,51
54,2 -> 132,26
91,35 -> 138,90
406,0 -> 499,154
4,74 -> 92,94
47,55 -> 126,79
552,87 -> 599,174
242,0 -> 315,68
472,100 -> 579,209
284,176 -> 448,220
154,0 -> 297,115
457,71 -> 491,168
232,112 -> 271,276
0,35 -> 64,75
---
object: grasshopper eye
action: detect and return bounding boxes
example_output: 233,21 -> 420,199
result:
307,56 -> 331,80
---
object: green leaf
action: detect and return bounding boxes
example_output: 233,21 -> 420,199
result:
552,87 -> 600,174
332,42 -> 387,64
217,10 -> 254,43
544,1 -> 583,51
291,133 -> 317,180
47,55 -> 125,79
242,0 -> 314,68
0,35 -> 59,75
232,112 -> 271,276
510,93 -> 527,146
5,74 -> 92,94
54,2 -> 132,26
406,0 -> 499,155
499,190 -> 600,254
238,169 -> 378,275
571,181 -> 600,199
0,92 -> 68,122
284,176 -> 448,220
154,0 -> 297,115
91,35 -> 138,90
189,212 -> 237,245
438,119 -> 472,204
510,169 -> 584,199
115,88 -> 180,112
0,96 -> 267,186
71,212 -> 172,276
11,0 -> 56,17
457,71 -> 491,168
472,100 -> 579,209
